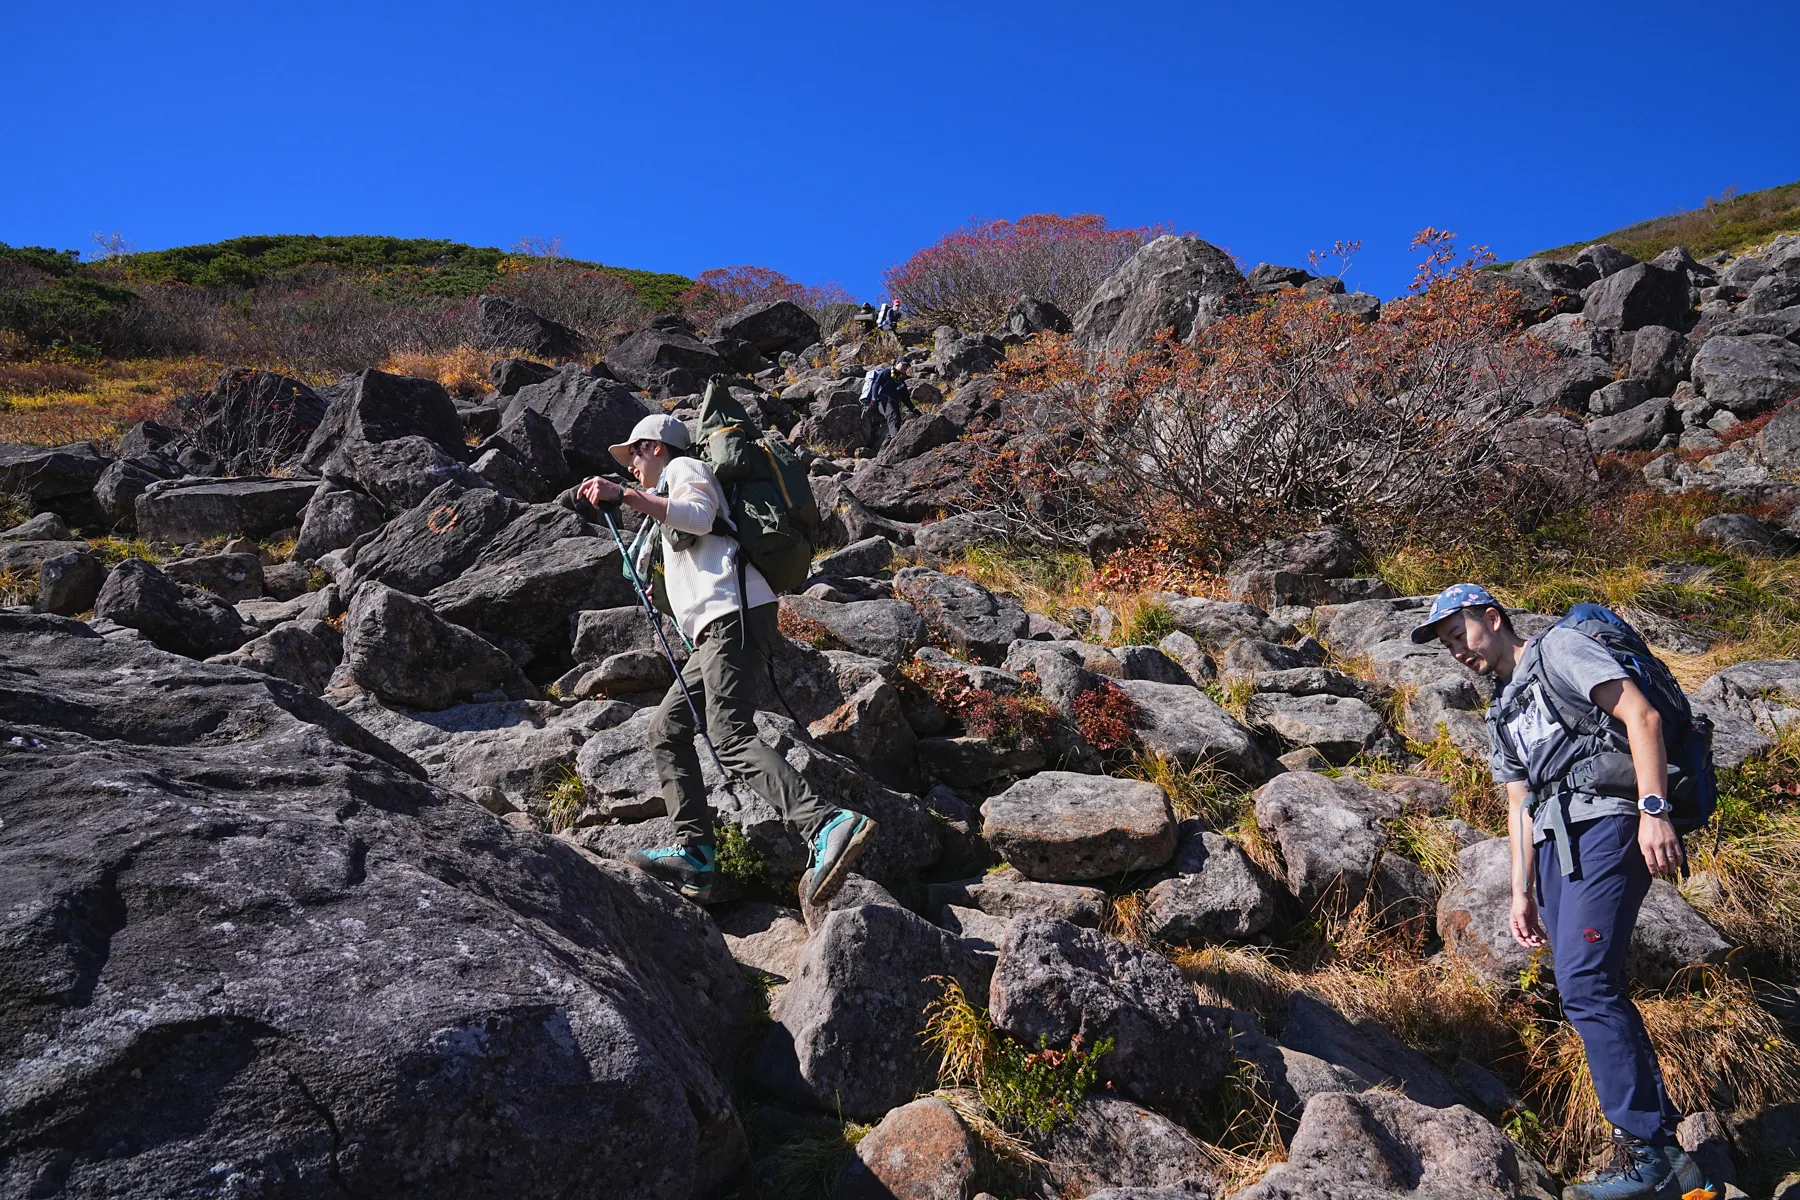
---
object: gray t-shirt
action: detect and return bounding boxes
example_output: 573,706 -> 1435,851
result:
1488,626 -> 1636,842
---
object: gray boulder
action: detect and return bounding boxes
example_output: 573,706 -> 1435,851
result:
1695,513 -> 1795,556
926,867 -> 1108,927
349,482 -> 519,594
31,547 -> 106,617
207,621 -> 338,693
299,367 -> 467,473
1118,679 -> 1269,780
812,534 -> 895,578
1587,397 -> 1675,453
0,614 -> 752,1199
135,476 -> 318,544
1143,822 -> 1276,943
772,903 -> 989,1120
1280,992 -> 1470,1109
1075,235 -> 1246,357
572,605 -> 682,664
713,299 -> 821,355
503,366 -> 652,477
834,1096 -> 979,1200
1114,644 -> 1194,684
605,316 -> 726,398
1244,691 -> 1399,764
1583,262 -> 1691,331
92,557 -> 255,659
341,583 -> 535,710
892,566 -> 1028,664
778,594 -> 927,662
1044,1096 -> 1218,1198
488,356 -> 557,396
93,452 -> 182,531
807,678 -> 918,791
163,550 -> 263,601
1233,1090 -> 1555,1200
1005,294 -> 1073,337
1254,772 -> 1400,906
1158,595 -> 1282,647
1630,325 -> 1693,395
293,483 -> 388,562
323,433 -> 486,514
0,511 -> 73,540
0,441 -> 110,527
1588,378 -> 1650,416
480,404 -> 570,486
474,293 -> 581,359
1693,335 -> 1800,415
982,771 -> 1176,882
990,915 -> 1232,1127
427,536 -> 637,657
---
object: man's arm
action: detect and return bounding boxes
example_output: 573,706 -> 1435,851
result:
1506,780 -> 1547,948
1591,677 -> 1683,878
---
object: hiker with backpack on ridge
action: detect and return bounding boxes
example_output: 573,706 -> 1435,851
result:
1414,584 -> 1716,1200
575,408 -> 877,906
861,361 -> 921,443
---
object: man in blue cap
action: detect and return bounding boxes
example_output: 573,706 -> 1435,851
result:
1413,585 -> 1709,1200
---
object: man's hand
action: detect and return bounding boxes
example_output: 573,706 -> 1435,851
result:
577,476 -> 624,508
1510,890 -> 1548,949
1639,812 -> 1684,879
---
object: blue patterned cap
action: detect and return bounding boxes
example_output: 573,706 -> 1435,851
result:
1409,583 -> 1503,643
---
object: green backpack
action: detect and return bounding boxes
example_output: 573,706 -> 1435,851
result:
697,376 -> 820,593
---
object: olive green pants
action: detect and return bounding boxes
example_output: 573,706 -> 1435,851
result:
648,603 -> 834,849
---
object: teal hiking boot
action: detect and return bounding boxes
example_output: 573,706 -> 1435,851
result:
627,843 -> 716,901
800,810 -> 877,906
1563,1129 -> 1714,1200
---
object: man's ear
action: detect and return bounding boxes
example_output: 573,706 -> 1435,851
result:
1484,606 -> 1506,633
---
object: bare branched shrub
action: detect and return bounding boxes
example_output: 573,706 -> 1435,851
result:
213,267 -> 475,378
491,260 -> 650,343
680,265 -> 855,327
971,231 -> 1563,567
884,213 -> 1167,329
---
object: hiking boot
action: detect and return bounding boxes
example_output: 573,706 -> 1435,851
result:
800,810 -> 877,907
627,843 -> 716,901
1563,1129 -> 1714,1200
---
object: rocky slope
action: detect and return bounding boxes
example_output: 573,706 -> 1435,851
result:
3,236 -> 1800,1198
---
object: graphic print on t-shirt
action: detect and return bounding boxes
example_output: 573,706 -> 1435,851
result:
1503,681 -> 1564,781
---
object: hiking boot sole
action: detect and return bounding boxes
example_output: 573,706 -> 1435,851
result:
807,816 -> 877,906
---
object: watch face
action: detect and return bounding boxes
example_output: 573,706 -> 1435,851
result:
1641,795 -> 1669,815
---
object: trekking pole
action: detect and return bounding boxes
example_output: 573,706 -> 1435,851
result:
593,503 -> 736,787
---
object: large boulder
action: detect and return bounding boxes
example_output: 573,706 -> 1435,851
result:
891,567 -> 1029,664
502,367 -> 653,477
474,293 -> 581,359
162,551 -> 265,602
92,557 -> 255,659
712,299 -> 821,355
982,772 -> 1176,882
1233,1090 -> 1555,1200
1043,1096 -> 1219,1197
768,903 -> 989,1120
1253,772 -> 1400,906
844,439 -> 982,522
1279,992 -> 1470,1110
778,595 -> 927,662
1587,397 -> 1676,453
834,1096 -> 979,1200
348,482 -> 519,595
1005,294 -> 1073,337
807,679 -> 918,791
1582,262 -> 1692,331
207,621 -> 339,693
1117,679 -> 1269,780
299,368 -> 467,473
989,915 -> 1233,1127
1143,822 -> 1277,943
134,477 -> 319,544
930,327 -> 1004,380
1630,325 -> 1694,395
605,315 -> 726,398
427,536 -> 638,657
1075,235 -> 1246,357
1693,335 -> 1800,416
0,441 -> 110,527
30,546 -> 106,616
93,452 -> 182,531
1436,837 -> 1731,987
341,583 -> 536,710
0,614 -> 753,1199
480,405 -> 570,488
1228,526 -> 1364,579
1243,691 -> 1402,764
293,483 -> 388,562
184,367 -> 329,473
322,434 -> 487,514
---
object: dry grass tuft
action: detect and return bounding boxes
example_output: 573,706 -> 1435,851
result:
380,345 -> 497,398
1104,891 -> 1151,945
1410,729 -> 1508,835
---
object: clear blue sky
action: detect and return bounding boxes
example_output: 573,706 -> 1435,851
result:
4,1 -> 1796,300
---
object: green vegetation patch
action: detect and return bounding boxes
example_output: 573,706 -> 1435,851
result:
1532,178 -> 1800,264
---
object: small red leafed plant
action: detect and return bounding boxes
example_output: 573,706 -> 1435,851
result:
899,659 -> 1058,751
1071,681 -> 1142,753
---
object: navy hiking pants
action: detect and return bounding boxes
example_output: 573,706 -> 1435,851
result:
1534,813 -> 1679,1144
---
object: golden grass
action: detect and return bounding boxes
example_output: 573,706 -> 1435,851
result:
1409,729 -> 1509,835
380,344 -> 497,398
0,350 -> 217,448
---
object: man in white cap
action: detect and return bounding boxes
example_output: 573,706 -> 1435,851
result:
577,414 -> 877,905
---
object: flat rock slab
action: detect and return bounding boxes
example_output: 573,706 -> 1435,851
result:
1244,691 -> 1401,764
925,867 -> 1108,927
135,476 -> 318,543
1117,679 -> 1269,781
983,771 -> 1175,882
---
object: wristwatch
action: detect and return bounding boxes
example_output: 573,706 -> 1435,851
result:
1638,793 -> 1671,817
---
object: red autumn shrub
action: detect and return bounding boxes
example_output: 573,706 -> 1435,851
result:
883,213 -> 1168,329
969,230 -> 1567,567
899,659 -> 1058,751
1071,682 -> 1142,753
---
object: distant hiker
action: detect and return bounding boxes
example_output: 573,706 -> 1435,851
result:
1414,584 -> 1714,1200
576,414 -> 877,905
876,300 -> 900,330
861,362 -> 921,442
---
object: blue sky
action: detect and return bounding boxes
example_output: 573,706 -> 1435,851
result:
4,0 -> 1796,300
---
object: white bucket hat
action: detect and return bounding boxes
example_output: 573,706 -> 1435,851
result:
608,413 -> 692,468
